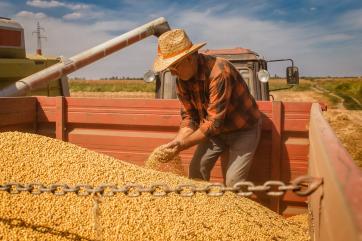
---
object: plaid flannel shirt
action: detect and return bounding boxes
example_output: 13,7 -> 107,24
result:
176,53 -> 261,137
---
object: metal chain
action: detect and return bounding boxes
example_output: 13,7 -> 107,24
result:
0,175 -> 322,198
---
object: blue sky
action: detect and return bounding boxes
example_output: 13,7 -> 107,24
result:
1,0 -> 361,78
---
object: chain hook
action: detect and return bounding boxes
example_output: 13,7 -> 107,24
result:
291,175 -> 323,196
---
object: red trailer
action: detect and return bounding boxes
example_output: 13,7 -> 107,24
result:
0,96 -> 361,241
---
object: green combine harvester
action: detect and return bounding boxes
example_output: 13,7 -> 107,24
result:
0,17 -> 68,96
0,17 -> 170,97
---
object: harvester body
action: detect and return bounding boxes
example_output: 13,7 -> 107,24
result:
0,17 -> 65,96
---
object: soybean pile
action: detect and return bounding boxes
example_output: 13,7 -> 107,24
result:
0,132 -> 309,241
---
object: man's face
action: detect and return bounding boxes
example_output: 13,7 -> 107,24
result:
169,54 -> 198,81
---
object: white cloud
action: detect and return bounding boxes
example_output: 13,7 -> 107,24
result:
62,10 -> 104,21
63,12 -> 83,20
174,9 -> 362,76
92,20 -> 137,32
14,13 -> 158,78
68,3 -> 89,11
26,0 -> 90,10
9,2 -> 362,78
26,0 -> 99,21
16,11 -> 47,19
175,10 -> 305,56
26,0 -> 63,8
316,33 -> 353,43
273,9 -> 286,15
339,9 -> 362,30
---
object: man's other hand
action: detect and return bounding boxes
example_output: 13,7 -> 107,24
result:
164,139 -> 185,155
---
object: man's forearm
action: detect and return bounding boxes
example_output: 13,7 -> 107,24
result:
166,127 -> 207,154
176,127 -> 194,141
180,128 -> 206,150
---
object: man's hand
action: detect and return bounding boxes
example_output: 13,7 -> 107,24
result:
164,139 -> 185,155
164,128 -> 207,156
162,126 -> 195,156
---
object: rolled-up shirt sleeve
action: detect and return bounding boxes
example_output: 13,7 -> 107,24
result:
199,73 -> 232,137
176,79 -> 199,130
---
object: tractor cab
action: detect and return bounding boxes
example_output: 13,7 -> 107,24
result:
145,47 -> 299,101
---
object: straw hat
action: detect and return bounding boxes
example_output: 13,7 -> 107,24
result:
153,29 -> 206,72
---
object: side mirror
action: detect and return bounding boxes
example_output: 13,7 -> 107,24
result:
257,69 -> 270,83
286,66 -> 299,85
143,70 -> 157,83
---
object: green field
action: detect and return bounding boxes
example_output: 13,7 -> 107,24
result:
268,78 -> 312,92
269,78 -> 362,110
69,77 -> 362,110
69,79 -> 155,93
318,79 -> 362,110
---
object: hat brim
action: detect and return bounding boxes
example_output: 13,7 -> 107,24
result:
153,42 -> 206,73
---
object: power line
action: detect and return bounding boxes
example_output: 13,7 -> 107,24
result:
32,21 -> 47,55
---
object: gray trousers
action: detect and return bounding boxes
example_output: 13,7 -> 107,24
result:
189,119 -> 262,187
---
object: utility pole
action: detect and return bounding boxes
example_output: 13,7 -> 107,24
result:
32,21 -> 47,55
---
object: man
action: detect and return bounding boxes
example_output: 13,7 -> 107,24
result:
154,29 -> 262,186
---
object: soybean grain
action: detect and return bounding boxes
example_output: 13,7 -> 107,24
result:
0,132 -> 310,241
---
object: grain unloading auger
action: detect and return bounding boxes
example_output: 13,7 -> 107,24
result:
0,17 -> 170,97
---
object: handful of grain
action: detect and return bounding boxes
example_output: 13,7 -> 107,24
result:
145,145 -> 185,176
0,132 -> 309,241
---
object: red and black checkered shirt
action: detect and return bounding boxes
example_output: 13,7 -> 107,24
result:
176,53 -> 261,137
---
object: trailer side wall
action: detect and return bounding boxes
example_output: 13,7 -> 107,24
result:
0,96 -> 311,216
